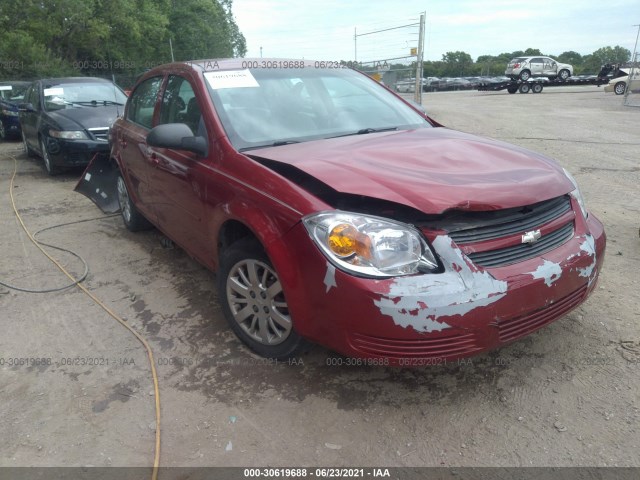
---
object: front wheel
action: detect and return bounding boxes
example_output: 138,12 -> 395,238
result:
519,70 -> 531,81
519,83 -> 531,94
532,83 -> 543,94
22,132 -> 35,157
218,238 -> 307,359
116,174 -> 152,231
558,69 -> 570,81
39,137 -> 58,175
614,81 -> 627,95
0,119 -> 7,141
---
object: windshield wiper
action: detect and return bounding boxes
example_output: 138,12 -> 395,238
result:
327,126 -> 398,139
239,140 -> 300,152
74,100 -> 124,106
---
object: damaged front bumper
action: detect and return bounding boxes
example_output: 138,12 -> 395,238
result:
277,213 -> 605,366
75,153 -> 120,213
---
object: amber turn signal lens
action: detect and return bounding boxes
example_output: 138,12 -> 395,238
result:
327,223 -> 372,260
328,223 -> 358,257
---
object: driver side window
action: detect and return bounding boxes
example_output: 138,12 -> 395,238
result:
127,76 -> 162,129
159,75 -> 203,135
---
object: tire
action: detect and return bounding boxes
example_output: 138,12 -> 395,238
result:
22,131 -> 35,157
507,86 -> 518,94
518,70 -> 531,81
519,83 -> 531,94
0,119 -> 6,141
614,81 -> 627,95
39,137 -> 58,176
116,174 -> 152,231
218,238 -> 307,359
558,69 -> 570,81
532,83 -> 543,94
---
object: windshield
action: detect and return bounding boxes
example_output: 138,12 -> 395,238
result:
0,83 -> 29,102
205,68 -> 431,151
43,82 -> 127,111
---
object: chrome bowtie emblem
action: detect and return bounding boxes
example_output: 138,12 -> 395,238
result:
522,229 -> 542,244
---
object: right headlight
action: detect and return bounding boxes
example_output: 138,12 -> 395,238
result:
303,211 -> 439,278
49,129 -> 88,140
563,168 -> 588,219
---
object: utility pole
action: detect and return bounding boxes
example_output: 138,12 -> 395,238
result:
414,13 -> 425,104
354,28 -> 357,61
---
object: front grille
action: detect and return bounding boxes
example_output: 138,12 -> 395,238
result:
88,127 -> 109,142
64,152 -> 91,165
467,221 -> 575,268
350,332 -> 482,359
498,284 -> 588,342
446,196 -> 572,244
427,195 -> 575,268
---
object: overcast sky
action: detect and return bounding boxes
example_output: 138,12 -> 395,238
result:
232,0 -> 640,63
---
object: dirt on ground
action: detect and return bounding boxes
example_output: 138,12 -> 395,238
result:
1,86 -> 639,473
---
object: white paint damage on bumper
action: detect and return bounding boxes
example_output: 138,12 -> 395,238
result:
372,235 -> 508,332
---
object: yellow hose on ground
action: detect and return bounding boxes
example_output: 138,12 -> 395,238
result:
6,153 -> 161,480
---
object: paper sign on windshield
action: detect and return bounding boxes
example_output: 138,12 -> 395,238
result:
0,86 -> 13,91
43,87 -> 64,96
204,70 -> 259,90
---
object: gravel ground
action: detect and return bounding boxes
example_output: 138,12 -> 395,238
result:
1,86 -> 639,474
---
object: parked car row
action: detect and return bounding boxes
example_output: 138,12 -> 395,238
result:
70,58 -> 606,364
395,76 -> 494,93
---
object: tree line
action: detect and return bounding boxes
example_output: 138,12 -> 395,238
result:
0,0 -> 246,82
0,3 -> 632,85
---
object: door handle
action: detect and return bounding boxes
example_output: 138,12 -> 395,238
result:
146,147 -> 160,166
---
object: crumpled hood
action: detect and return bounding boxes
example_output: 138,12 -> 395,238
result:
247,127 -> 574,214
48,105 -> 120,131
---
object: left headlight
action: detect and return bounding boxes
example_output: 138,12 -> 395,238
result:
49,129 -> 88,140
563,168 -> 588,219
303,211 -> 439,278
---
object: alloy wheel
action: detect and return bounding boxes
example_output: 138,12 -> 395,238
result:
226,258 -> 292,346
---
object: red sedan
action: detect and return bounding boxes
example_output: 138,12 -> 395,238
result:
102,59 -> 605,365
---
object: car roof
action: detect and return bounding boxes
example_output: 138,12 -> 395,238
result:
37,77 -> 115,84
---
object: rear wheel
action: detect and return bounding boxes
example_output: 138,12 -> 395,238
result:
519,70 -> 531,81
39,137 -> 58,176
558,69 -> 570,81
116,174 -> 152,231
507,86 -> 518,94
218,238 -> 307,359
519,83 -> 531,94
532,83 -> 543,94
614,81 -> 627,95
0,119 -> 6,141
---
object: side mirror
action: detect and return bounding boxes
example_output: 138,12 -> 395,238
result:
19,103 -> 35,112
146,123 -> 208,157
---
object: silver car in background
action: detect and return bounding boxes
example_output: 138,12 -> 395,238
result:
506,56 -> 573,81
